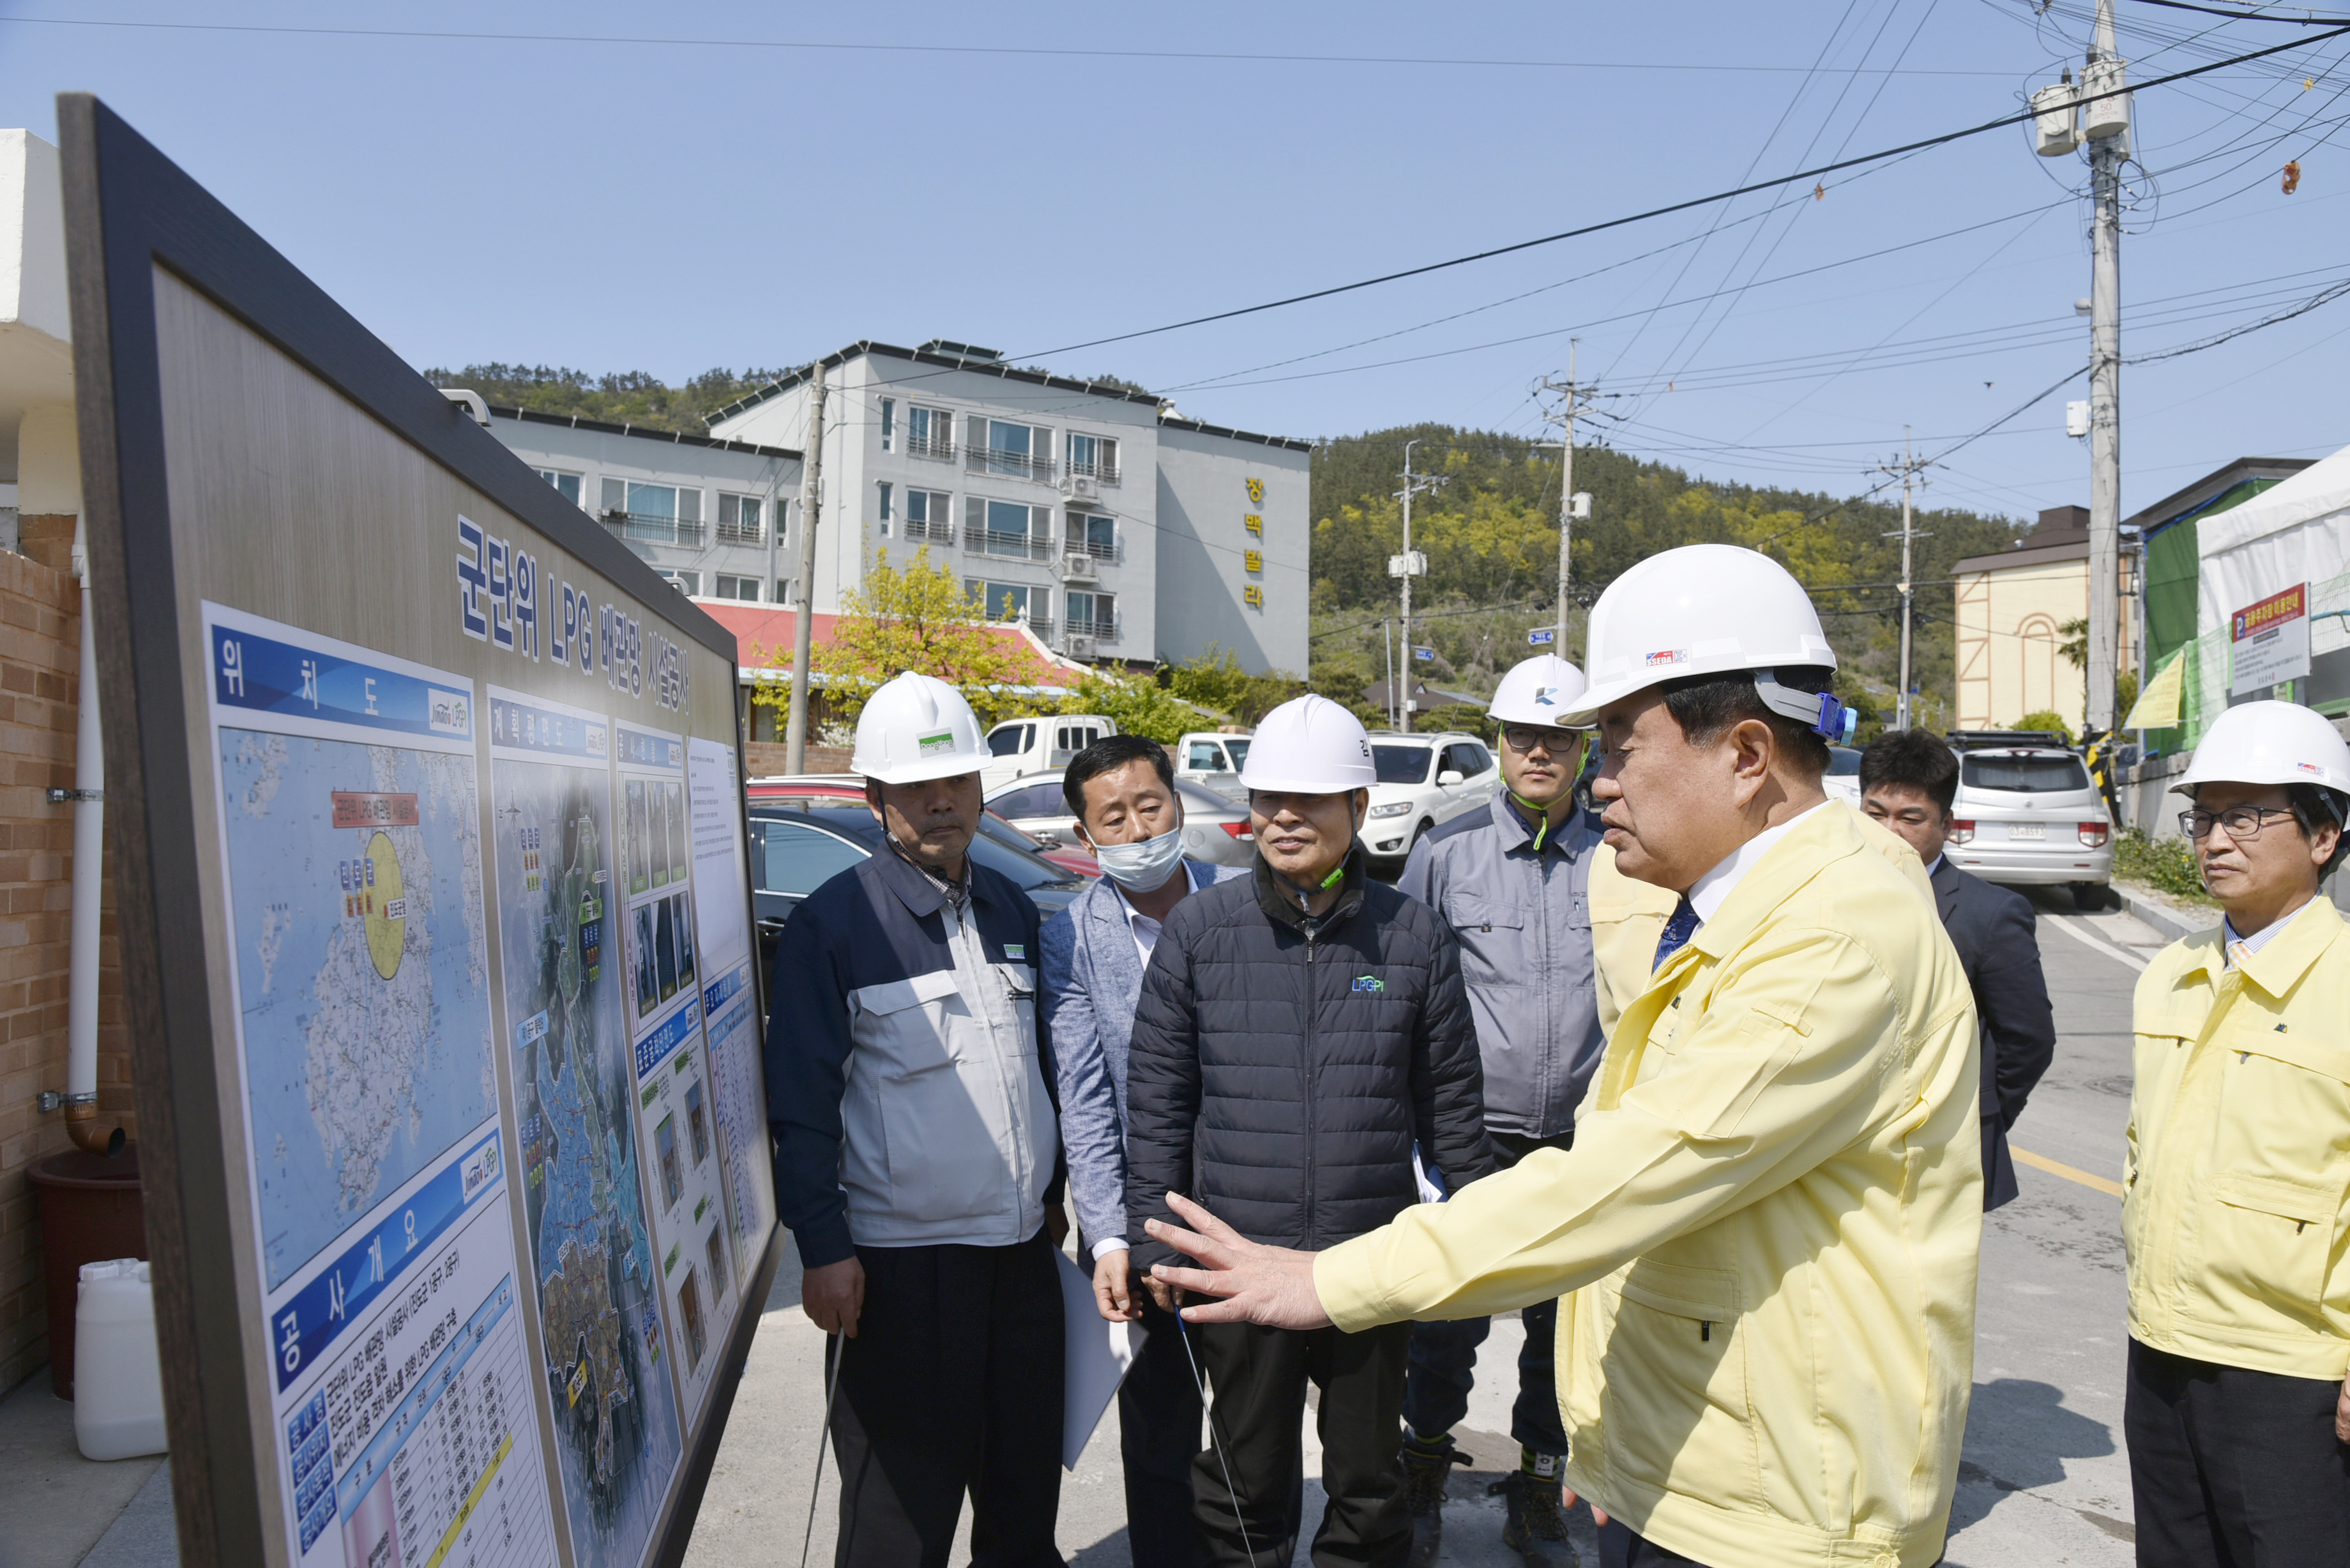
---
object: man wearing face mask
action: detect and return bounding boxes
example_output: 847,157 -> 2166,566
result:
1125,693 -> 1496,1567
1041,734 -> 1251,1567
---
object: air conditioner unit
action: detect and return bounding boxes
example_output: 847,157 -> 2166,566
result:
1061,553 -> 1097,581
1066,635 -> 1096,660
1063,475 -> 1099,501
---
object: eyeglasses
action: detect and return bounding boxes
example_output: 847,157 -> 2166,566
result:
2179,805 -> 2294,841
1503,725 -> 1585,755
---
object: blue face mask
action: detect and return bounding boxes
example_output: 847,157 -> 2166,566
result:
1091,824 -> 1187,893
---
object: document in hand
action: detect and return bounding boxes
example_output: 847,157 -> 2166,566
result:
1055,1246 -> 1137,1469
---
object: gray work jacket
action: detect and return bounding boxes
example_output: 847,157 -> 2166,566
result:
1396,791 -> 1603,1140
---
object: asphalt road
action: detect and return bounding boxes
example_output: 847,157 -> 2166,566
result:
689,887 -> 2185,1567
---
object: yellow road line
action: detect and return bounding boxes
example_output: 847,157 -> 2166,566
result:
2012,1145 -> 2125,1198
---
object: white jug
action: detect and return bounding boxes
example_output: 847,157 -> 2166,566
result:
74,1258 -> 167,1461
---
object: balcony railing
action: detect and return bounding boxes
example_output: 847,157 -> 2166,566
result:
902,516 -> 954,546
966,446 -> 1056,483
716,517 -> 764,544
906,434 -> 955,462
603,509 -> 704,547
1065,615 -> 1118,642
1073,537 -> 1118,561
965,525 -> 1053,561
1066,458 -> 1121,485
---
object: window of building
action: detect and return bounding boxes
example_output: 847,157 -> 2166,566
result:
968,418 -> 1052,481
538,468 -> 583,506
906,405 -> 953,460
965,580 -> 1031,622
966,497 -> 1051,560
1070,511 -> 1116,559
713,575 -> 762,601
902,488 -> 952,544
879,397 -> 895,451
1066,590 -> 1116,637
1065,433 -> 1119,482
776,578 -> 794,605
876,481 -> 893,536
655,569 -> 701,595
717,492 -> 764,543
601,479 -> 704,544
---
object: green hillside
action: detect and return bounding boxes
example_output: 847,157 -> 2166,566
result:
421,363 -> 791,433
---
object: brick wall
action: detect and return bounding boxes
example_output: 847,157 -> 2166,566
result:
0,517 -> 131,1395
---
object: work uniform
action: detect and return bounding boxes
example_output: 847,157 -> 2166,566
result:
1317,803 -> 1983,1568
2123,895 -> 2350,1565
1393,792 -> 1605,1462
766,843 -> 1065,1568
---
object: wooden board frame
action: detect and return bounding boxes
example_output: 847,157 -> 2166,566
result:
57,93 -> 778,1568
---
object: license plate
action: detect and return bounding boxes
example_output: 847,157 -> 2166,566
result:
2007,822 -> 2045,841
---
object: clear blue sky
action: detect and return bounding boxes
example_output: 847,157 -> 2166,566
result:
4,1 -> 2345,522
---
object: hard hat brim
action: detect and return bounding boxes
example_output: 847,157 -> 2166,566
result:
857,756 -> 987,787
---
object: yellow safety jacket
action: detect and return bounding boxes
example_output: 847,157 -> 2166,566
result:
2126,896 -> 2350,1380
1317,803 -> 1981,1568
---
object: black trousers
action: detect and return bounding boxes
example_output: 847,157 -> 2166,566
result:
1191,1318 -> 1414,1568
2125,1338 -> 2350,1567
1402,1129 -> 1573,1455
1120,1295 -> 1208,1568
829,1232 -> 1065,1568
1595,1520 -> 1715,1566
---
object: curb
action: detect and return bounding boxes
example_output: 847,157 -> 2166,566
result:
2114,882 -> 2208,945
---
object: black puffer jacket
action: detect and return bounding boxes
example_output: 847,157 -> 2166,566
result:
1125,850 -> 1497,1270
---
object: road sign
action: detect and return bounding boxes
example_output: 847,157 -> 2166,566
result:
1526,628 -> 1556,646
1413,646 -> 1436,661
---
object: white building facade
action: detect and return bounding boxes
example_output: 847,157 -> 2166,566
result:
481,405 -> 801,603
706,340 -> 1310,675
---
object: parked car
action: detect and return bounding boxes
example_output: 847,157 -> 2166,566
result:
747,774 -> 1100,879
1821,744 -> 1865,807
980,714 -> 1118,792
1941,730 -> 2114,907
1358,731 -> 1503,871
747,802 -> 1088,966
1175,731 -> 1253,804
984,771 -> 1257,868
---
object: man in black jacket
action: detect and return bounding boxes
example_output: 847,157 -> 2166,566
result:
1126,694 -> 1496,1568
1861,728 -> 2057,1209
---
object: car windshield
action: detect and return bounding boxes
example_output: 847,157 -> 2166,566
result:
1372,744 -> 1434,785
1224,738 -> 1250,768
987,725 -> 1030,758
966,828 -> 1077,890
1826,746 -> 1862,778
1961,753 -> 2090,793
756,819 -> 869,896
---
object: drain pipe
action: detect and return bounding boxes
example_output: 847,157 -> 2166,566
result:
61,515 -> 119,1156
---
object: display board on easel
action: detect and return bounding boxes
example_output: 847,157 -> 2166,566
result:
59,94 -> 777,1568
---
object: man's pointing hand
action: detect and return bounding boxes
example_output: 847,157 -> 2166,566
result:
1144,1193 -> 1335,1330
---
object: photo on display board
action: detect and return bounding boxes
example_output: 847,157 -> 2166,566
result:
654,896 -> 679,1003
678,1269 -> 706,1375
704,1225 -> 726,1299
671,892 -> 697,997
656,1113 -> 683,1210
685,1079 -> 709,1167
649,780 -> 671,889
632,903 -> 658,1021
667,781 -> 688,884
626,779 -> 649,897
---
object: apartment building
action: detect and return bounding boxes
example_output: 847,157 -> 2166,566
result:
480,405 -> 801,603
706,340 -> 1310,675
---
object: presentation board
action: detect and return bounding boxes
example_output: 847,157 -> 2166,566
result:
59,96 -> 778,1568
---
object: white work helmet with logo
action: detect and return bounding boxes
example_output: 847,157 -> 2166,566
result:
1559,542 -> 1854,743
1239,693 -> 1377,793
851,671 -> 992,784
2171,700 -> 2350,809
1488,654 -> 1591,728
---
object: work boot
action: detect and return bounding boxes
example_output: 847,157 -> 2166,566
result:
1397,1436 -> 1469,1567
1491,1467 -> 1575,1565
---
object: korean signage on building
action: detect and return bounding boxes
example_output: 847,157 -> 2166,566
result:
2229,582 -> 2310,697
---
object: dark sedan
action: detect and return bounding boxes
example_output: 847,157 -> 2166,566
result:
749,802 -> 1088,967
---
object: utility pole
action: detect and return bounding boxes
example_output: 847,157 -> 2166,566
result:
1390,440 -> 1444,732
1877,428 -> 1934,732
2084,0 -> 2127,734
784,361 -> 827,774
1536,343 -> 1596,657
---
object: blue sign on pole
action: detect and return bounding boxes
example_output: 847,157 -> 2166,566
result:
1526,628 -> 1556,647
1413,646 -> 1436,661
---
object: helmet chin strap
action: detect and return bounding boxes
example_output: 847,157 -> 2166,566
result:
1752,669 -> 1859,744
1507,787 -> 1573,852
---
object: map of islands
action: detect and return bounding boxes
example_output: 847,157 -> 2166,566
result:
218,730 -> 494,1293
494,758 -> 681,1568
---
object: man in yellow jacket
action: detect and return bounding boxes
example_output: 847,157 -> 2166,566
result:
1142,543 -> 1982,1568
2123,699 -> 2350,1565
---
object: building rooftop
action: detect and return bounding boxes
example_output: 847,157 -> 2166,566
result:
489,403 -> 800,461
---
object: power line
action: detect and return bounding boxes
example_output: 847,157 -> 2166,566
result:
2124,0 -> 2350,22
1012,21 -> 2350,362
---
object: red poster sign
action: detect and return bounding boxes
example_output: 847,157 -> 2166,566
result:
330,792 -> 420,828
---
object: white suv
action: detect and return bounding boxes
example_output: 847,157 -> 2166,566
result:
1358,731 -> 1502,871
1942,731 -> 2114,908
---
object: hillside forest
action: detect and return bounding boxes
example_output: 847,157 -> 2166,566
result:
425,366 -> 2041,738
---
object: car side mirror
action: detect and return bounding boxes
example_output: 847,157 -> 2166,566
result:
1437,769 -> 1464,786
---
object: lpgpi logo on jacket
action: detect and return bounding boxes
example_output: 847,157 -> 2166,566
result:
1352,975 -> 1385,993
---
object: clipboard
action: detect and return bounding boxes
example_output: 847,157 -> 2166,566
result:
1056,1246 -> 1138,1469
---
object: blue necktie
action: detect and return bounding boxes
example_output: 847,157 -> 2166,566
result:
1653,898 -> 1700,971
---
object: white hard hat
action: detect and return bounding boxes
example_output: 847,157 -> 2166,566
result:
851,672 -> 992,784
2171,700 -> 2350,804
1238,693 -> 1376,794
1562,543 -> 1850,741
1488,654 -> 1590,728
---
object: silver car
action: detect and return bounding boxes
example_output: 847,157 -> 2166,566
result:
983,771 -> 1258,868
1941,732 -> 2114,907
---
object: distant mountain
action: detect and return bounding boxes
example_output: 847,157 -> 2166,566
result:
421,364 -> 794,434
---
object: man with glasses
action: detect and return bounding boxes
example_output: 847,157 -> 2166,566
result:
1391,654 -> 1600,1566
2124,700 -> 2350,1565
